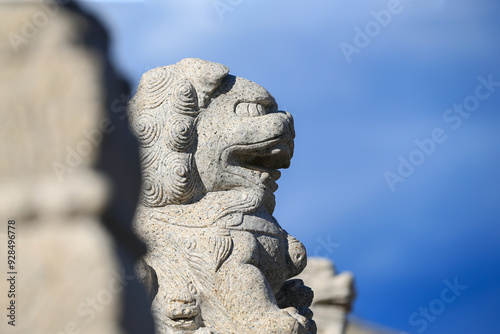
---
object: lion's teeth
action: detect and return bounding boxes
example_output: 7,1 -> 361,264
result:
271,148 -> 281,154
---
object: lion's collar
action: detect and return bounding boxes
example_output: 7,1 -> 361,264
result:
135,189 -> 283,236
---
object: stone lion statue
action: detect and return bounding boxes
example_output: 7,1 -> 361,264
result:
129,58 -> 316,334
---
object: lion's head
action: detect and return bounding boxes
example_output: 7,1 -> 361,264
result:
128,58 -> 294,214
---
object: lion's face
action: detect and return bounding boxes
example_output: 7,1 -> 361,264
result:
195,75 -> 295,200
129,58 -> 294,212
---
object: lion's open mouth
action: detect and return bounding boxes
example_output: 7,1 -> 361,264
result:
221,135 -> 294,193
171,317 -> 196,328
167,302 -> 199,329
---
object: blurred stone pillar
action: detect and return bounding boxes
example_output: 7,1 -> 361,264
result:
296,258 -> 355,334
0,1 -> 154,333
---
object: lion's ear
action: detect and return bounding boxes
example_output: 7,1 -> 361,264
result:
176,58 -> 230,107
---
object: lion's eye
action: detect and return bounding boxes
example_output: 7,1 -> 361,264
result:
235,103 -> 266,117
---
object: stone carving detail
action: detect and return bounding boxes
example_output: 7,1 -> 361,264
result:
129,58 -> 316,333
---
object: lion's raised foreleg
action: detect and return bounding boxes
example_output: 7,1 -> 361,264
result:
215,230 -> 314,334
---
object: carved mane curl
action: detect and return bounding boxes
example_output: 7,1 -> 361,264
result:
128,66 -> 200,206
128,59 -> 230,207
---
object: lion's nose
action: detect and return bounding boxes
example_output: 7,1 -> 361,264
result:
279,111 -> 295,139
272,110 -> 295,139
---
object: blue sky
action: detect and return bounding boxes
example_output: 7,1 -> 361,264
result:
81,0 -> 500,332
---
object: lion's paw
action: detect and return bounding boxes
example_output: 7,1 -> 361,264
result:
278,307 -> 317,334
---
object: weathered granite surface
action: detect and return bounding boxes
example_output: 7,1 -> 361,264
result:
0,1 -> 154,333
129,58 -> 316,333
